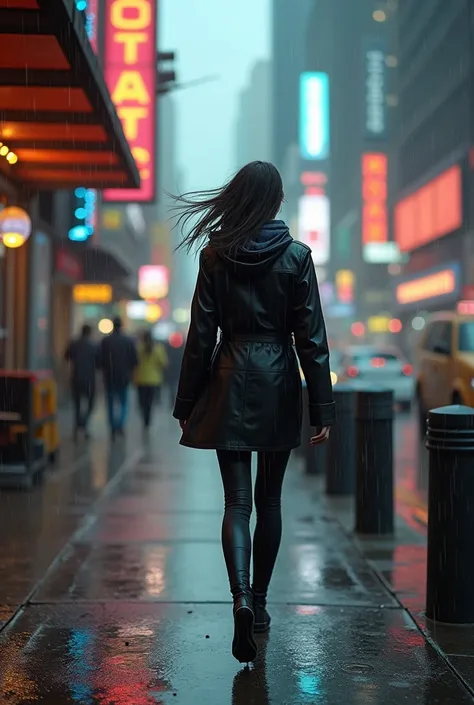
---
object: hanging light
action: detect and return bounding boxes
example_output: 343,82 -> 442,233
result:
0,206 -> 32,249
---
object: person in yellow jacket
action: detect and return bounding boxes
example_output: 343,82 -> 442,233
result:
134,330 -> 168,430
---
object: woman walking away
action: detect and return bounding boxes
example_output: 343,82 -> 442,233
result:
172,161 -> 335,664
135,330 -> 168,432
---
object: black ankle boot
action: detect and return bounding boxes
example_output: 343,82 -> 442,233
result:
232,592 -> 257,664
253,591 -> 271,634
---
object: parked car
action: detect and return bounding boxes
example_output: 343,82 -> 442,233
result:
339,345 -> 414,410
416,311 -> 474,436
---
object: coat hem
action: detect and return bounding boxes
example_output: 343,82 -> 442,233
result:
179,439 -> 302,452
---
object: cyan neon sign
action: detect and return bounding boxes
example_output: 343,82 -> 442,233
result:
68,187 -> 96,242
299,73 -> 330,161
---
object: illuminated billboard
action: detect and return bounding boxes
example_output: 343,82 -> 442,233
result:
73,284 -> 113,304
299,73 -> 330,161
395,263 -> 460,307
362,153 -> 388,260
104,0 -> 157,202
138,265 -> 169,300
365,40 -> 387,140
394,165 -> 462,252
298,193 -> 330,265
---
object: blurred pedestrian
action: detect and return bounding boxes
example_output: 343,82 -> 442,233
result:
98,316 -> 138,440
64,323 -> 98,440
134,330 -> 168,432
171,161 -> 335,663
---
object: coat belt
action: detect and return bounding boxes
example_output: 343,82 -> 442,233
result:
222,333 -> 292,344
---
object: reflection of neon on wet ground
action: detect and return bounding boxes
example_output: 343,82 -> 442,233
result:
297,670 -> 323,701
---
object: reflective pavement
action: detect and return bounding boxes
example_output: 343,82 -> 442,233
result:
0,404 -> 473,703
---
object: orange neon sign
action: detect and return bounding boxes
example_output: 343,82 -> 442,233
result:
104,0 -> 157,202
396,269 -> 456,305
362,153 -> 388,246
394,165 -> 462,252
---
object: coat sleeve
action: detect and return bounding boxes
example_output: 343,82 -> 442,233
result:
173,251 -> 218,421
293,249 -> 335,427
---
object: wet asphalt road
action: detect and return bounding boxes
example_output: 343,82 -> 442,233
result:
0,405 -> 472,703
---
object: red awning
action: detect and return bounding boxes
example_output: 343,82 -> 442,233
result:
0,0 -> 140,191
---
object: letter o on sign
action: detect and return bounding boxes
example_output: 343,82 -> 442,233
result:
111,0 -> 151,30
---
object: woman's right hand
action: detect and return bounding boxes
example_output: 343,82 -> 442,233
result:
310,427 -> 330,445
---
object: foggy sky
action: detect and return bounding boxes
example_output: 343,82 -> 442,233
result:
161,0 -> 270,192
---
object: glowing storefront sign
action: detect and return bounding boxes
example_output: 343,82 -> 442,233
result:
138,265 -> 169,300
299,73 -> 330,161
335,269 -> 354,304
396,265 -> 460,306
126,300 -> 148,319
394,165 -> 462,253
362,153 -> 388,257
73,284 -> 113,304
104,0 -> 157,202
298,193 -> 330,266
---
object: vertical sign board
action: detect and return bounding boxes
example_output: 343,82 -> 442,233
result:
299,73 -> 330,161
85,0 -> 99,237
85,0 -> 99,54
298,192 -> 330,266
104,0 -> 157,202
365,39 -> 387,140
362,153 -> 388,258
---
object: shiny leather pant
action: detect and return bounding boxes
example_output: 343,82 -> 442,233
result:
216,450 -> 291,599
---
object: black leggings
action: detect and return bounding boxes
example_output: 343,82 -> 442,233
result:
216,450 -> 291,599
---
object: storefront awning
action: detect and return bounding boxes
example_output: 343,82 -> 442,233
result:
82,245 -> 132,282
0,0 -> 140,191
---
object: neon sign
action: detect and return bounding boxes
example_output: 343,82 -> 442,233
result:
362,153 -> 388,255
69,187 -> 96,241
299,73 -> 330,161
138,265 -> 169,301
365,40 -> 387,139
335,270 -> 354,304
84,0 -> 98,53
104,0 -> 157,202
394,165 -> 462,252
396,266 -> 459,306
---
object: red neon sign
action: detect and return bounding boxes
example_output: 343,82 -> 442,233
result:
394,165 -> 462,252
104,0 -> 157,203
362,153 -> 388,246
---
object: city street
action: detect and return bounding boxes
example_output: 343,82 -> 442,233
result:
0,404 -> 472,703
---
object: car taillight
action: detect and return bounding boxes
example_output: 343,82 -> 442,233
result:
402,364 -> 413,376
347,365 -> 359,378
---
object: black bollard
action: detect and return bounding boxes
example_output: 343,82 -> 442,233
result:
355,387 -> 394,535
302,384 -> 325,475
326,385 -> 356,495
425,405 -> 474,624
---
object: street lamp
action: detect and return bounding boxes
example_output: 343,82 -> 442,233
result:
0,206 -> 32,249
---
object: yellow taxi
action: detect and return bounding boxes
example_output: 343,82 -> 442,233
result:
416,311 -> 474,434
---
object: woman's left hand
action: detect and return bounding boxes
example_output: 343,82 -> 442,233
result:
179,419 -> 187,431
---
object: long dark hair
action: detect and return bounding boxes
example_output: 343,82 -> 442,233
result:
172,161 -> 284,254
143,330 -> 154,356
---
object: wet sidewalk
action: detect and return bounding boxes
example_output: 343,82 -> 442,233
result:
0,410 -> 473,703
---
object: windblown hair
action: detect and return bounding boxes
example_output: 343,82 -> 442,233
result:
171,161 -> 284,255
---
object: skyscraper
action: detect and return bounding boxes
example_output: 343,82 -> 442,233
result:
235,61 -> 272,169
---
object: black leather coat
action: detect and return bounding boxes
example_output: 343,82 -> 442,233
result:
173,220 -> 335,451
